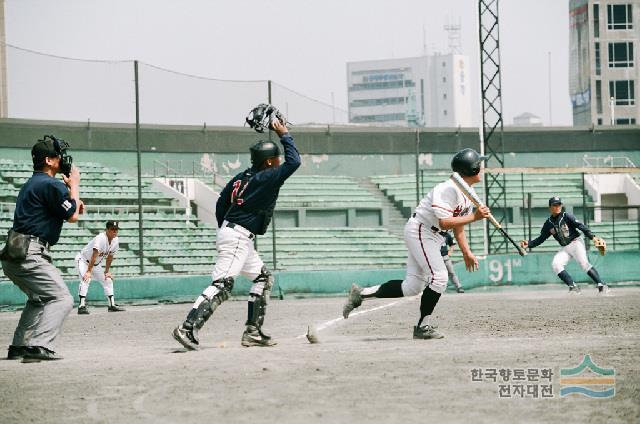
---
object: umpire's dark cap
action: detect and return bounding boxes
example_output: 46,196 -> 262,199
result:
106,220 -> 120,230
549,196 -> 562,206
31,138 -> 60,167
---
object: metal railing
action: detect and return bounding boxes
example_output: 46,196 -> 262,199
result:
583,155 -> 636,168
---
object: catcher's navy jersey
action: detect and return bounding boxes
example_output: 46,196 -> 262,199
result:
216,133 -> 300,235
528,211 -> 594,248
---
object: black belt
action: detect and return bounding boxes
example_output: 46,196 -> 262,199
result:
30,236 -> 50,250
226,222 -> 255,239
411,213 -> 441,233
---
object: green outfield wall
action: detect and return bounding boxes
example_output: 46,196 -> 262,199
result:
1,147 -> 639,179
1,118 -> 639,177
0,250 -> 637,307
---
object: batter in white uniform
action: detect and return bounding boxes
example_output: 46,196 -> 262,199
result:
75,220 -> 124,314
343,148 -> 491,339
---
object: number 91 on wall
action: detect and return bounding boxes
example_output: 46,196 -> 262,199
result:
488,258 -> 522,284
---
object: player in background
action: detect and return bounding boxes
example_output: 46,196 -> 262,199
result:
343,148 -> 490,339
75,220 -> 125,314
439,230 -> 464,293
173,118 -> 300,350
520,196 -> 609,294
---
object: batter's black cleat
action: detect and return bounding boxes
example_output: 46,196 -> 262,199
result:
21,346 -> 63,363
173,324 -> 200,350
457,287 -> 465,293
413,325 -> 444,340
597,284 -> 610,295
342,283 -> 363,319
7,345 -> 27,360
107,305 -> 125,312
568,284 -> 581,294
77,306 -> 90,315
241,325 -> 277,347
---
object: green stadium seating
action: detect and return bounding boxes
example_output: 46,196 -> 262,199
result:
1,158 -> 638,282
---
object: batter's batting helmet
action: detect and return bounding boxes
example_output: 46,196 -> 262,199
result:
250,140 -> 281,166
451,148 -> 488,177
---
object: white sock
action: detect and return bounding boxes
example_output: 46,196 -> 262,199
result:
361,285 -> 380,297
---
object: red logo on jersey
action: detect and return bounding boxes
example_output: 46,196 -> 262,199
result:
453,205 -> 471,217
231,179 -> 249,205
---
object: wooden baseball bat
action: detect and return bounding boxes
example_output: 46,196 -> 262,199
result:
450,172 -> 526,256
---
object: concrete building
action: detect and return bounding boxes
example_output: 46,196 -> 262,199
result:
513,112 -> 543,127
570,0 -> 640,126
347,54 -> 472,128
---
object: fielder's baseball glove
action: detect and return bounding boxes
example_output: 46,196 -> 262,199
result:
593,236 -> 606,256
245,103 -> 289,133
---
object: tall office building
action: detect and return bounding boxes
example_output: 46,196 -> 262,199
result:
347,54 -> 472,128
570,0 -> 640,126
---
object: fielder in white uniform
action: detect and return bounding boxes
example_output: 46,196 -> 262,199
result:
343,148 -> 491,339
75,220 -> 125,314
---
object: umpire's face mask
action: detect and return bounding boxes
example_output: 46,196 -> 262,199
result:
42,135 -> 72,177
55,139 -> 73,177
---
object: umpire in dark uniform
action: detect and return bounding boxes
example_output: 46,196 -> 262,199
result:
0,135 -> 83,362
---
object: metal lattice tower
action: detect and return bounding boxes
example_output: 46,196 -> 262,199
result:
478,0 -> 507,253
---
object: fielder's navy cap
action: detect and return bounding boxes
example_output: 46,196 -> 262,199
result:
106,220 -> 120,230
549,196 -> 562,206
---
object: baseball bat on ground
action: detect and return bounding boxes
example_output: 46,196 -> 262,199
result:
450,172 -> 526,256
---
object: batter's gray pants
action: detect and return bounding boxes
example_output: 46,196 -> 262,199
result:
1,242 -> 74,351
443,255 -> 462,290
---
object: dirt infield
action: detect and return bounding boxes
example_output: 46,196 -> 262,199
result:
0,285 -> 638,424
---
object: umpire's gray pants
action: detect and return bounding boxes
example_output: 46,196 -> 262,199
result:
1,242 -> 73,350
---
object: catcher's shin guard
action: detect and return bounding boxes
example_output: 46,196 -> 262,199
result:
246,267 -> 274,338
183,277 -> 234,338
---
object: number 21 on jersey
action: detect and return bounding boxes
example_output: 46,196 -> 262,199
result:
231,179 -> 249,205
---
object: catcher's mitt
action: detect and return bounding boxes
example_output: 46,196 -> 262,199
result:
593,236 -> 606,256
245,103 -> 289,133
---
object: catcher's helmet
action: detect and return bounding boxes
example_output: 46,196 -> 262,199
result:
451,148 -> 488,177
245,103 -> 288,133
250,140 -> 281,166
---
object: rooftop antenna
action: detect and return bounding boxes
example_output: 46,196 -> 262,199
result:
423,25 -> 427,56
444,18 -> 462,54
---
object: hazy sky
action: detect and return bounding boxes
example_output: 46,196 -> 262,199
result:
4,0 -> 571,126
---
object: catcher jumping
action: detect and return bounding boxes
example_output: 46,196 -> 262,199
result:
520,196 -> 609,294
